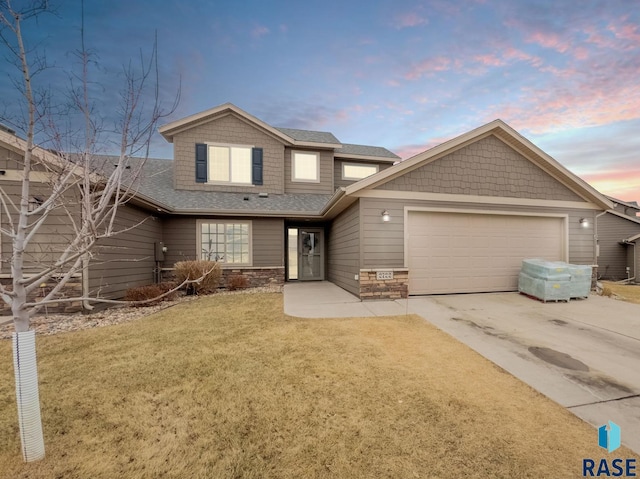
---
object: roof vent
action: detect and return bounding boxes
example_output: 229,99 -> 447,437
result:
258,192 -> 269,198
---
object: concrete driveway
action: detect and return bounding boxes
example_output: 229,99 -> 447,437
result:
284,282 -> 640,454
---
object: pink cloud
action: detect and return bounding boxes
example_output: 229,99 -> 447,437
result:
485,81 -> 640,136
525,30 -> 570,53
251,25 -> 270,38
474,54 -> 506,67
404,56 -> 451,80
393,12 -> 428,29
609,20 -> 640,44
581,170 -> 640,203
394,136 -> 459,160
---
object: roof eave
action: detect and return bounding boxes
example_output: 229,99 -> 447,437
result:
335,152 -> 398,163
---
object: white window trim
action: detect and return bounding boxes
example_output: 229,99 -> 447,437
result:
341,162 -> 379,181
291,150 -> 320,183
196,219 -> 253,267
207,142 -> 254,185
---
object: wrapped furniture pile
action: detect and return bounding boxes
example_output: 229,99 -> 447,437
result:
518,259 -> 592,303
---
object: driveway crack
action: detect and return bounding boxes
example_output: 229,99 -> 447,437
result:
567,393 -> 640,409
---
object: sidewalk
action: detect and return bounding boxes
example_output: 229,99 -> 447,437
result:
283,281 -> 407,318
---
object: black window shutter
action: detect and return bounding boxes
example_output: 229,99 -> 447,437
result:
195,143 -> 207,183
252,147 -> 263,185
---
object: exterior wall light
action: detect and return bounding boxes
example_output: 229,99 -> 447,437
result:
382,210 -> 391,222
579,218 -> 589,227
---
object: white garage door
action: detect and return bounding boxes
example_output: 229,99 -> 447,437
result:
407,211 -> 566,295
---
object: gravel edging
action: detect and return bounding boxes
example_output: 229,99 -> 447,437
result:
0,285 -> 283,340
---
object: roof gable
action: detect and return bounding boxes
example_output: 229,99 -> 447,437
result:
159,103 -> 341,148
375,135 -> 584,201
346,119 -> 613,209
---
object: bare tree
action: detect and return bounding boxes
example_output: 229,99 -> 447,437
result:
0,0 -> 179,461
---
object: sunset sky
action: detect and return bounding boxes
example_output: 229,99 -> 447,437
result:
3,0 -> 639,202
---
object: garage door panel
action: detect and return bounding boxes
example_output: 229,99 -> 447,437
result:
408,211 -> 565,295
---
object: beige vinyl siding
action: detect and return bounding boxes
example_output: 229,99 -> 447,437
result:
162,216 -> 284,268
162,217 -> 197,264
172,113 -> 286,194
597,213 -> 640,280
0,180 -> 80,274
635,241 -> 640,283
252,218 -> 284,267
284,147 -> 333,194
375,135 -> 584,202
88,205 -> 162,299
327,200 -> 360,295
334,160 -> 393,189
360,197 -> 597,269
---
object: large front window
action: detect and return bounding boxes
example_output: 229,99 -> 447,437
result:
209,145 -> 252,184
199,221 -> 251,264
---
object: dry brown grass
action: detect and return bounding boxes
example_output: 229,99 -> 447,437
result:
602,280 -> 640,304
0,293 -> 637,478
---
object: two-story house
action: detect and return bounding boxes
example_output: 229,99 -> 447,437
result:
1,102 -> 624,312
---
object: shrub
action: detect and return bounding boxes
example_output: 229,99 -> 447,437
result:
157,281 -> 179,301
124,284 -> 164,307
227,274 -> 249,291
174,260 -> 221,295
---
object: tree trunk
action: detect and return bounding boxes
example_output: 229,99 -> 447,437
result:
12,330 -> 45,462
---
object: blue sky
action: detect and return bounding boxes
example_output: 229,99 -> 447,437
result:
2,0 -> 639,201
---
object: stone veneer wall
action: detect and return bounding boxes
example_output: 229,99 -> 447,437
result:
220,267 -> 285,288
162,266 -> 285,290
0,275 -> 83,315
359,269 -> 408,300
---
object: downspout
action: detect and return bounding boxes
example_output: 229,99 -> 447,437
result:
621,240 -> 636,283
594,211 -> 608,279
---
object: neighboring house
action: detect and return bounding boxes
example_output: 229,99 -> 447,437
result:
0,103 -> 624,308
0,126 -> 163,312
596,196 -> 640,282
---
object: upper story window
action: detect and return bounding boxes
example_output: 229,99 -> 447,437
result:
292,151 -> 319,183
342,162 -> 378,181
209,145 -> 252,184
195,143 -> 263,186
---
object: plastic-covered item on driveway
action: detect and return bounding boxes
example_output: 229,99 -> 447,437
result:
521,259 -> 571,281
518,272 -> 571,302
567,264 -> 592,299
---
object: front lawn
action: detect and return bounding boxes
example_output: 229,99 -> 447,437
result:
0,293 -> 636,478
602,280 -> 640,304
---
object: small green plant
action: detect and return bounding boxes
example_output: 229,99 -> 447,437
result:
227,274 -> 249,291
174,260 -> 221,295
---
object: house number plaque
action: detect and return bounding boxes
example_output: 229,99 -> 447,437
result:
376,271 -> 394,280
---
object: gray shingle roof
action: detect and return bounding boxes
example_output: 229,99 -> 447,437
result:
133,158 -> 331,214
338,143 -> 400,160
274,127 -> 340,145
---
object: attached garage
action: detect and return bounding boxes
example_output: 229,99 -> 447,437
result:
335,119 -> 614,300
406,210 -> 567,294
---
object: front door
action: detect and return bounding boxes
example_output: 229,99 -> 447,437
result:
295,228 -> 323,280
